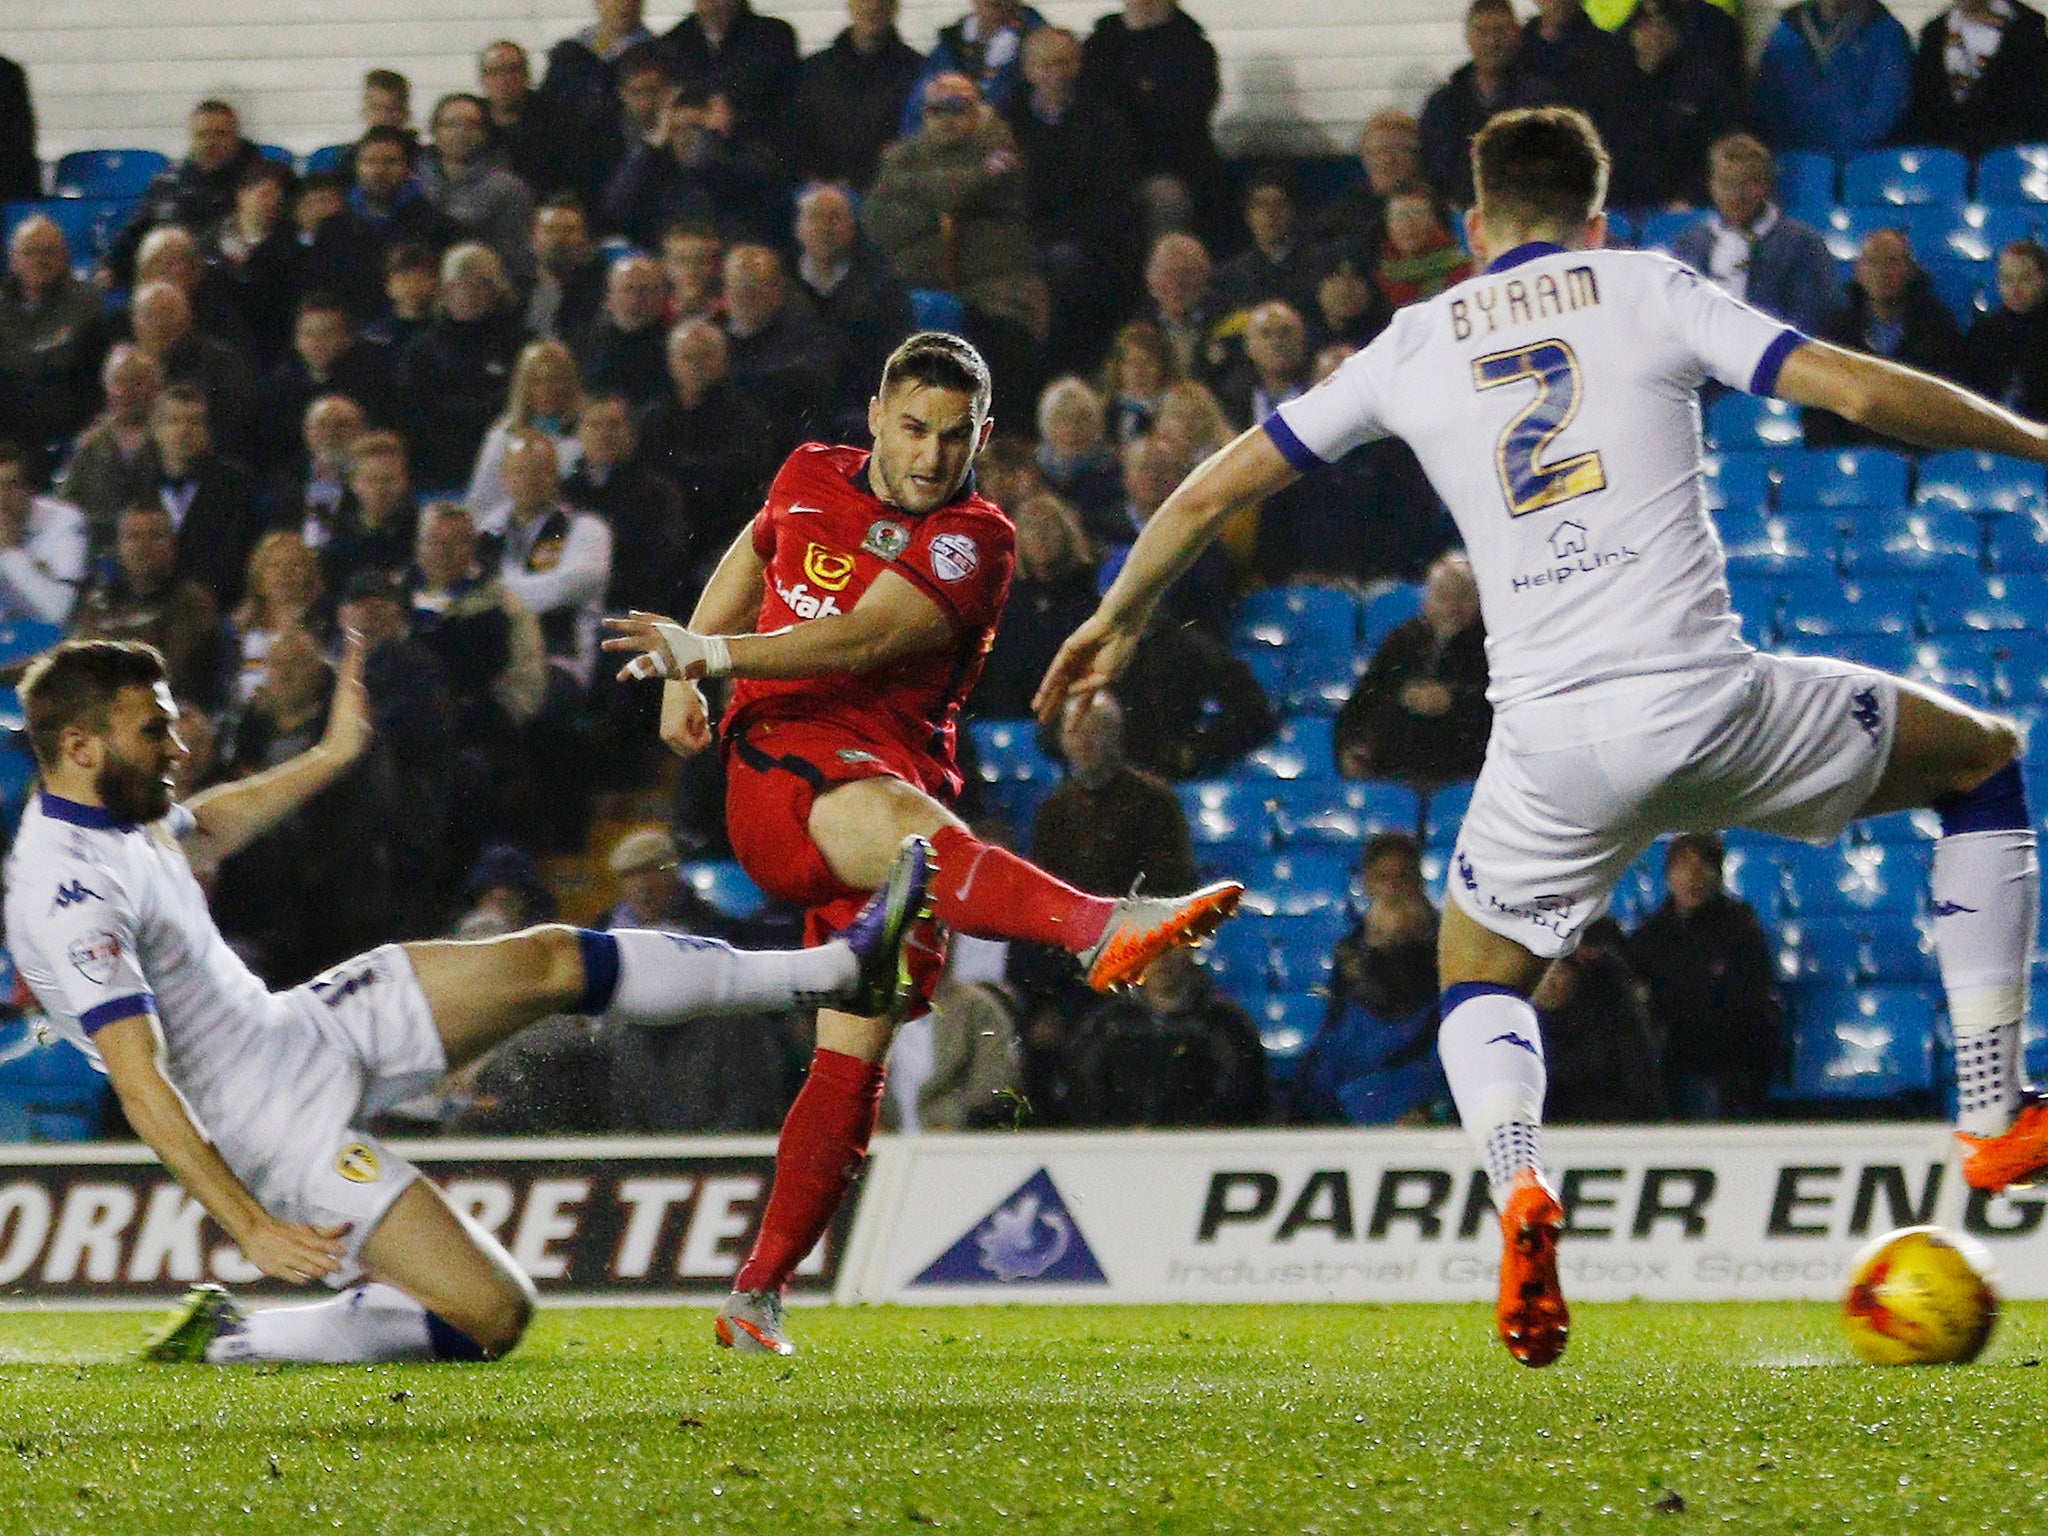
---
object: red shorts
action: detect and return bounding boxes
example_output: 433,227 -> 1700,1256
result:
722,716 -> 950,1009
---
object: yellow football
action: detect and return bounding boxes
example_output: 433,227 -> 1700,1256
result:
1841,1225 -> 1999,1366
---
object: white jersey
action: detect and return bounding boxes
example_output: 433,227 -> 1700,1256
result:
1269,243 -> 1802,712
3,791 -> 289,1115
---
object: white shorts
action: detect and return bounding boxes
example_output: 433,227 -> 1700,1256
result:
208,944 -> 448,1282
1450,654 -> 1898,959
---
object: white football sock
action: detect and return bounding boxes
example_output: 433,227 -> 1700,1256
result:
607,929 -> 854,1025
1438,988 -> 1549,1197
207,1282 -> 434,1364
1933,830 -> 2039,1136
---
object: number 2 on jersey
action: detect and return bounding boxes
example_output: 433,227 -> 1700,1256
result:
1471,340 -> 1607,516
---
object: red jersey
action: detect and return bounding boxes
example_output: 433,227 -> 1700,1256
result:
723,443 -> 1016,798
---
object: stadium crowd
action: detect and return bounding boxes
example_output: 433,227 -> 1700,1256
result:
3,0 -> 2045,1137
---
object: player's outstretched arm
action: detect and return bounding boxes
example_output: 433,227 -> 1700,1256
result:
95,1013 -> 348,1286
182,629 -> 375,863
1773,340 -> 2048,462
1033,426 -> 1299,721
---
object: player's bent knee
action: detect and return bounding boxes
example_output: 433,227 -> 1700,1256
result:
507,924 -> 589,1012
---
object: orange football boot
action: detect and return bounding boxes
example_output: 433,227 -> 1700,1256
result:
1957,1093 -> 2048,1192
1080,881 -> 1245,991
1497,1169 -> 1569,1368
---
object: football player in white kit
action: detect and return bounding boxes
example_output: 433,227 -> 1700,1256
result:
3,635 -> 934,1365
1039,108 -> 2048,1368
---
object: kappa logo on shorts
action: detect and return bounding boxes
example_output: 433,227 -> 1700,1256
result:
67,932 -> 121,985
803,542 -> 857,592
1488,1031 -> 1540,1056
927,532 -> 980,582
862,519 -> 911,559
336,1142 -> 381,1183
50,879 -> 101,912
1851,687 -> 1882,742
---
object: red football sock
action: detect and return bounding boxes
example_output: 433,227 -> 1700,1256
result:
735,1049 -> 886,1294
928,825 -> 1114,951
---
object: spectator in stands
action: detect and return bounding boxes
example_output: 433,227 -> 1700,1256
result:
106,100 -> 263,287
1626,832 -> 1781,1120
126,269 -> 260,462
887,966 -> 1026,1132
256,294 -> 389,479
600,828 -> 694,929
203,159 -> 300,370
361,68 -> 414,140
541,0 -> 657,143
1079,0 -> 1227,244
665,0 -> 802,175
1810,228 -> 1967,446
587,41 -> 677,199
1607,0 -> 1740,213
1034,376 -> 1123,540
1538,917 -> 1669,1124
1752,0 -> 1914,157
638,318 -> 776,553
479,40 -> 594,202
468,339 -> 586,534
661,222 -> 726,328
1103,318 -> 1176,443
720,243 -> 839,445
602,80 -> 784,250
1667,134 -> 1841,336
396,243 -> 528,490
68,503 -> 226,706
292,169 -> 387,324
793,184 -> 915,435
1151,378 -> 1234,463
0,53 -> 34,204
574,253 -> 672,407
1107,614 -> 1276,782
408,499 -> 547,737
1141,232 -> 1222,382
1336,551 -> 1489,786
1964,238 -> 2048,420
1033,691 -> 1198,898
1522,0 -> 1627,140
350,125 -> 455,254
564,391 -> 693,616
267,394 -> 365,555
1008,25 -> 1141,377
1905,0 -> 2048,160
1337,835 -> 1441,1022
325,430 -> 420,593
1313,111 -> 1429,255
365,242 -> 441,355
795,0 -> 925,188
1374,191 -> 1472,310
149,383 -> 259,607
526,199 -> 608,343
56,347 -> 164,558
0,215 -> 107,475
1639,0 -> 1749,101
0,441 -> 87,625
420,93 -> 539,296
132,223 -> 258,368
1064,946 -> 1269,1127
1106,433 -> 1234,630
498,428 -> 613,695
863,73 -> 1049,404
1215,169 -> 1320,321
229,531 -> 326,705
169,696 -> 226,800
1421,0 -> 1550,211
1217,299 -> 1310,432
910,0 -> 1047,134
973,490 -> 1099,717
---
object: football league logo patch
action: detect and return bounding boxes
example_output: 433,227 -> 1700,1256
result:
862,519 -> 911,559
335,1142 -> 381,1184
803,542 -> 857,592
927,532 -> 979,583
68,933 -> 121,986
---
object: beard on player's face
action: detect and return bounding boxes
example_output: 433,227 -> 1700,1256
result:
96,740 -> 175,824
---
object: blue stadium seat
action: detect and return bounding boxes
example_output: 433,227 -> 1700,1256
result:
1283,648 -> 1366,715
1360,583 -> 1423,648
1178,778 -> 1272,849
1773,841 -> 1925,917
1929,202 -> 2045,263
1724,576 -> 1782,642
1606,848 -> 1665,927
1975,143 -> 2048,204
1773,572 -> 1919,638
1899,636 -> 1994,706
910,289 -> 965,332
1639,208 -> 1705,250
1232,644 -> 1290,700
1266,910 -> 1354,992
0,1018 -> 109,1142
1270,779 -> 1420,848
1841,146 -> 1970,207
0,620 -> 62,670
681,860 -> 766,919
3,197 -> 135,271
1990,632 -> 2048,705
968,717 -> 1054,783
1723,511 -> 1843,578
1822,632 -> 1915,675
51,148 -> 167,198
1230,585 -> 1358,652
1242,716 -> 1336,780
1778,151 -> 1838,214
1789,984 -> 1939,1097
1702,450 -> 1778,513
1931,572 -> 2048,633
1705,392 -> 1803,450
1817,203 -> 1951,265
1841,508 -> 1983,576
1776,448 -> 1911,509
1850,808 -> 1942,844
1923,259 -> 1993,328
1199,918 -> 1275,991
304,143 -> 351,173
1424,781 -> 1473,848
1254,992 -> 1325,1071
1236,850 -> 1353,916
1984,507 -> 2048,571
1915,451 -> 2047,513
1798,917 -> 1936,984
1603,209 -> 1636,245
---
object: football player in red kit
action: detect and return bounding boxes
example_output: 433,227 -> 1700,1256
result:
604,333 -> 1241,1353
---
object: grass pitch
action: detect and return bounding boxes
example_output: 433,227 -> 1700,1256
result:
0,1302 -> 2045,1534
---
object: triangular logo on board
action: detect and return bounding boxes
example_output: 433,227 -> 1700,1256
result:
911,1167 -> 1107,1286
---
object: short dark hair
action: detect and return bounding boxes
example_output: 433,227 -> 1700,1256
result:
357,124 -> 415,161
880,332 -> 993,420
155,382 -> 209,415
296,290 -> 351,322
1242,164 -> 1298,208
1472,107 -> 1609,235
1466,0 -> 1515,18
617,40 -> 675,84
192,99 -> 237,119
364,68 -> 410,101
540,191 -> 588,219
386,241 -> 437,276
1362,831 -> 1423,875
1665,831 -> 1725,871
299,167 -> 351,199
20,641 -> 169,770
431,92 -> 490,130
237,157 -> 295,195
